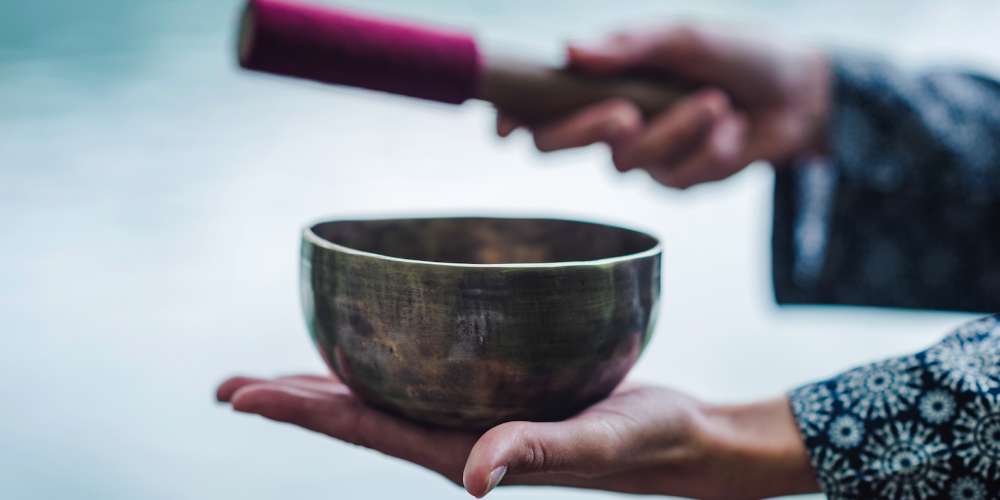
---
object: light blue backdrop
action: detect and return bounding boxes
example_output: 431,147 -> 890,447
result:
1,0 -> 994,498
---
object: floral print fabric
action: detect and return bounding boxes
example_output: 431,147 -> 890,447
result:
772,54 -> 1000,312
791,315 -> 1000,500
772,52 -> 1000,498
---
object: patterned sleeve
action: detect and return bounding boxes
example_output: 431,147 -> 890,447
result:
772,53 -> 1000,312
790,314 -> 1000,500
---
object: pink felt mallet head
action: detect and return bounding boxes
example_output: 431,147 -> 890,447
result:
239,0 -> 482,104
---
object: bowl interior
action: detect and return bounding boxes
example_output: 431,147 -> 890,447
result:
311,217 -> 658,265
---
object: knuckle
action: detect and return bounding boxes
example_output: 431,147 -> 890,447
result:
660,25 -> 709,63
504,423 -> 551,474
693,91 -> 729,123
524,439 -> 549,474
601,101 -> 643,142
608,101 -> 643,127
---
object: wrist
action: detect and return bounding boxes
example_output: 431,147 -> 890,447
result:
691,396 -> 819,500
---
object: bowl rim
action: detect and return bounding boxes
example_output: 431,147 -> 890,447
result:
302,216 -> 662,269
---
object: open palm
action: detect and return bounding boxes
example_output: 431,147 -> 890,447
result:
217,374 -> 815,499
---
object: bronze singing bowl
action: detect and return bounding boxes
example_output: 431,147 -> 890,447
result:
300,217 -> 661,430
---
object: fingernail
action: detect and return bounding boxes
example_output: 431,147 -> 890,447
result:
484,465 -> 507,497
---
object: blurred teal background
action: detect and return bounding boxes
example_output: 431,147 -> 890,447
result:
2,0 -> 997,498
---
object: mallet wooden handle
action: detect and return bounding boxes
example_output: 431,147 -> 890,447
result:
238,0 -> 690,123
480,56 -> 688,122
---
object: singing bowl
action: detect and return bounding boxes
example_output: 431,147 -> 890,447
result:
300,217 -> 661,430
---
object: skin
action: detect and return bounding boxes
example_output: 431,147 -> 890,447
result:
217,375 -> 819,499
218,26 -> 832,499
499,26 -> 830,190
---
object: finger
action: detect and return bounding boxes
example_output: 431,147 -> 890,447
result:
567,29 -> 686,76
217,376 -> 265,402
274,374 -> 341,383
496,112 -> 521,138
567,42 -> 632,76
216,373 -> 342,402
230,382 -> 477,485
566,30 -> 677,76
463,419 -> 623,498
530,98 -> 642,153
612,88 -> 729,172
647,110 -> 749,189
271,375 -> 350,396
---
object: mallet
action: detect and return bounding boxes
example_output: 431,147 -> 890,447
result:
237,0 -> 688,122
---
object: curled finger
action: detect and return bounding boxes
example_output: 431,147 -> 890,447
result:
496,111 -> 522,138
217,376 -> 266,402
271,374 -> 351,396
611,88 -> 729,172
529,98 -> 642,153
647,110 -> 749,189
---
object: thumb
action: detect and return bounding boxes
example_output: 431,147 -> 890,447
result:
567,39 -> 642,76
566,30 -> 679,76
462,420 -> 621,497
568,27 -> 770,99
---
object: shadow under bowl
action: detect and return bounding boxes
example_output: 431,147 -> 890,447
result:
300,217 -> 661,430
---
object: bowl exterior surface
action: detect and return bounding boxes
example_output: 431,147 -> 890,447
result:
301,224 -> 660,429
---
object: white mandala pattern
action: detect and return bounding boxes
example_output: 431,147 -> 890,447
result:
813,446 -> 859,500
926,323 -> 1000,393
837,356 -> 922,420
956,317 -> 1000,341
791,383 -> 834,437
954,395 -> 1000,480
861,421 -> 951,500
949,476 -> 987,500
829,414 -> 865,449
919,390 -> 957,425
800,317 -> 1000,500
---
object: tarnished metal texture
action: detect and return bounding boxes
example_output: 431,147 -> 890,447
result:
301,217 -> 661,430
